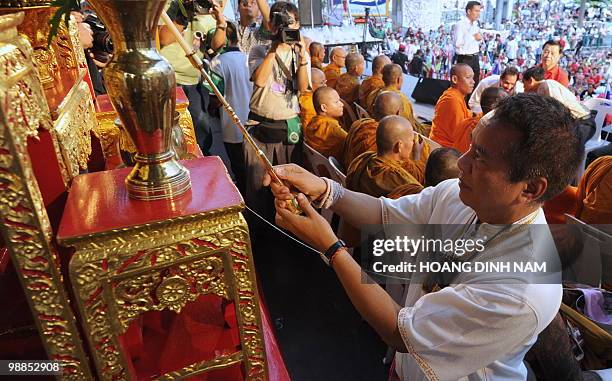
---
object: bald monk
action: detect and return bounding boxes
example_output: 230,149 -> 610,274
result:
304,87 -> 347,160
346,115 -> 421,198
575,156 -> 612,225
335,53 -> 365,107
429,63 -> 475,147
309,42 -> 325,70
365,64 -> 426,135
343,92 -> 403,169
299,68 -> 326,129
454,86 -> 508,153
324,47 -> 346,89
358,54 -> 390,107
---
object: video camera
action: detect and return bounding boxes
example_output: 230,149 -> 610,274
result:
271,10 -> 301,44
83,13 -> 113,62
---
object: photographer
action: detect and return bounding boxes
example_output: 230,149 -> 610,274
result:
209,0 -> 270,55
158,0 -> 225,154
245,1 -> 309,221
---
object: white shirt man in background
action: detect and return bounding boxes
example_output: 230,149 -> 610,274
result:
469,66 -> 523,113
454,1 -> 483,84
506,35 -> 519,62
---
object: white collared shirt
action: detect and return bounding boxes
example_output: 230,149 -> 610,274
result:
454,17 -> 481,55
468,75 -> 524,113
537,80 -> 590,119
381,179 -> 562,381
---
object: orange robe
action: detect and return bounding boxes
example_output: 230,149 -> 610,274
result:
343,118 -> 378,169
388,182 -> 424,199
304,115 -> 347,160
453,113 -> 483,153
358,75 -> 384,107
543,186 -> 578,224
335,73 -> 360,107
299,92 -> 316,130
346,151 -> 421,198
365,86 -> 426,135
324,63 -> 342,89
575,156 -> 612,224
429,87 -> 471,148
401,141 -> 430,185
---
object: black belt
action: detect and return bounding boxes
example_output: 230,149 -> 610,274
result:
248,112 -> 289,144
457,53 -> 479,57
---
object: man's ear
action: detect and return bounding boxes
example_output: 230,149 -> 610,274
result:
520,177 -> 548,204
320,103 -> 329,113
393,141 -> 402,154
451,75 -> 458,85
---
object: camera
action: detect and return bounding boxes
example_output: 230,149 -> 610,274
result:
83,14 -> 113,62
271,10 -> 301,44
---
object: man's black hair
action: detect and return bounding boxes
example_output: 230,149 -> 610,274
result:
465,1 -> 481,13
522,66 -> 545,82
424,148 -> 461,187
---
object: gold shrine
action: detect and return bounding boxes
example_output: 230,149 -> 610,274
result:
0,1 -> 279,380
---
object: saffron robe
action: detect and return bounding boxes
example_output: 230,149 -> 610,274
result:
429,87 -> 471,148
575,156 -> 612,224
299,92 -> 316,130
324,62 -> 342,89
358,75 -> 384,107
335,73 -> 361,107
304,115 -> 347,160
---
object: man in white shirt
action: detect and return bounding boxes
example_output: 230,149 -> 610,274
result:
505,35 -> 518,62
522,66 -> 594,147
210,22 -> 252,193
454,1 -> 483,84
263,93 -> 582,381
469,66 -> 523,113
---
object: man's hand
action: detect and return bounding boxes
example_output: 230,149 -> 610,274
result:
210,0 -> 225,24
474,32 -> 483,41
411,135 -> 425,161
275,193 -> 338,253
262,164 -> 327,203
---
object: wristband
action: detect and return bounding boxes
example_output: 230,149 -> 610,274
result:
321,240 -> 346,267
216,24 -> 227,30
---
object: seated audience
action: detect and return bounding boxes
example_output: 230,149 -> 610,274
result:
304,87 -> 347,160
359,55 -> 391,107
324,47 -> 347,89
429,63 -> 475,147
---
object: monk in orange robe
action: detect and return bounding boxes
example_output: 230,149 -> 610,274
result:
543,186 -> 578,224
324,47 -> 346,89
358,55 -> 390,107
335,53 -> 365,107
309,42 -> 325,71
299,68 -> 326,129
343,91 -> 403,169
304,87 -> 347,160
454,87 -> 508,153
365,64 -> 426,135
429,63 -> 475,147
575,156 -> 612,225
346,115 -> 421,197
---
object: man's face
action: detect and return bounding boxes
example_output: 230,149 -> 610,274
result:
499,74 -> 518,93
312,75 -> 327,91
355,60 -> 366,76
239,0 -> 260,19
541,44 -> 561,70
522,78 -> 538,92
453,67 -> 475,94
457,122 -> 526,218
323,92 -> 344,118
467,5 -> 481,22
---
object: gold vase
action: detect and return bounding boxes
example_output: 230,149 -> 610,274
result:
90,0 -> 191,200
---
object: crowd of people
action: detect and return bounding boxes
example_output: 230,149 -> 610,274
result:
76,0 -> 611,379
382,0 -> 611,99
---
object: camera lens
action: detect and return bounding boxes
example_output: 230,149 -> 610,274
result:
194,31 -> 204,40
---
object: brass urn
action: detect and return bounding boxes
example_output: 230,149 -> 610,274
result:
90,0 -> 191,200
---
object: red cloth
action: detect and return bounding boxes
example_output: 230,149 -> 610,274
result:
542,64 -> 569,87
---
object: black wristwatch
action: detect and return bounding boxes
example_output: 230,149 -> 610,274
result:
321,239 -> 346,267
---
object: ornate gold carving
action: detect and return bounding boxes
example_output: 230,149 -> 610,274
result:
63,209 -> 268,380
67,16 -> 87,68
0,12 -> 93,380
156,351 -> 244,381
0,0 -> 52,7
53,80 -> 95,179
55,20 -> 78,70
177,104 -> 197,148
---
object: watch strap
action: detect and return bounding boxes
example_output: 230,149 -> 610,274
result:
322,240 -> 346,267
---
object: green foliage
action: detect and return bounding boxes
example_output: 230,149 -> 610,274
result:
48,0 -> 79,45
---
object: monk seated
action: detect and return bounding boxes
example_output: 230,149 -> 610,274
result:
575,156 -> 612,226
335,53 -> 365,109
358,54 -> 390,108
304,87 -> 347,161
324,47 -> 346,89
365,64 -> 426,135
299,68 -> 326,129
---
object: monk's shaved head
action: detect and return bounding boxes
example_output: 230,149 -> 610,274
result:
309,42 -> 324,57
345,53 -> 364,72
382,64 -> 404,87
376,115 -> 414,155
330,47 -> 347,67
424,147 -> 461,187
372,54 -> 392,74
311,67 -> 326,91
373,92 -> 403,120
450,63 -> 475,95
480,86 -> 509,114
313,86 -> 340,114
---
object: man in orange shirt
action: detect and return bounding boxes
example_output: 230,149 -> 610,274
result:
539,40 -> 569,87
335,53 -> 365,107
299,68 -> 326,129
324,47 -> 347,89
358,54 -> 390,107
454,86 -> 508,153
429,63 -> 474,147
